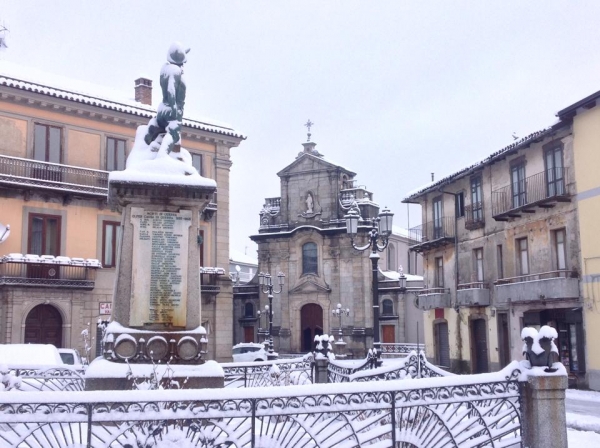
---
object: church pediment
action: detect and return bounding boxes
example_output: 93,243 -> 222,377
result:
289,275 -> 331,294
277,153 -> 355,178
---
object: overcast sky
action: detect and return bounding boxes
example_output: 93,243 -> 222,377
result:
3,1 -> 600,259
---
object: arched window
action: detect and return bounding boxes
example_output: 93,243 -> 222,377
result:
244,302 -> 254,318
382,299 -> 394,315
387,243 -> 396,271
302,242 -> 318,274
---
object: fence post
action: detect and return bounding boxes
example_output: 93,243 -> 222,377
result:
314,357 -> 329,383
521,375 -> 568,448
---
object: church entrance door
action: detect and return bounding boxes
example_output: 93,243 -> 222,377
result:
301,303 -> 323,352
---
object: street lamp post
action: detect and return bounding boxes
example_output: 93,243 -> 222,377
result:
332,303 -> 350,357
345,205 -> 394,367
332,303 -> 350,341
256,305 -> 270,343
258,271 -> 285,360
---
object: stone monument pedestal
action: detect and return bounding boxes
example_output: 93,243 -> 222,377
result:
85,179 -> 223,390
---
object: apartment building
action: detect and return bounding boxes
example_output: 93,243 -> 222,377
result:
0,63 -> 244,361
403,121 -> 586,385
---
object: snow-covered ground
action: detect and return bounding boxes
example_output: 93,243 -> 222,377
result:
566,388 -> 600,443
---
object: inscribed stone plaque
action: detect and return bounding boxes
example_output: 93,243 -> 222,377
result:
130,207 -> 191,326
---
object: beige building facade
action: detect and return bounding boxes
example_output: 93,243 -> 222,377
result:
404,121 -> 587,384
0,65 -> 243,361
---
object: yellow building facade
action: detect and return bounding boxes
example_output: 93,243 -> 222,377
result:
559,93 -> 600,390
0,65 -> 244,361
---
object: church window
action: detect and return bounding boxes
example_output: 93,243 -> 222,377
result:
302,242 -> 318,275
382,299 -> 394,315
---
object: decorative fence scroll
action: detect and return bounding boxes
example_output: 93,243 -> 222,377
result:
328,350 -> 451,383
0,362 -> 524,448
222,354 -> 314,388
8,366 -> 85,392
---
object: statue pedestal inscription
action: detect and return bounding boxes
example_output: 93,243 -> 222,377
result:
130,208 -> 191,327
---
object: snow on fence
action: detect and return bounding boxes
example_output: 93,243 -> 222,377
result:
6,366 -> 85,392
327,350 -> 449,383
222,354 -> 314,388
0,361 -> 524,447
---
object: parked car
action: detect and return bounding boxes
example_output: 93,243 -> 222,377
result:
0,344 -> 63,368
231,342 -> 268,362
58,348 -> 84,368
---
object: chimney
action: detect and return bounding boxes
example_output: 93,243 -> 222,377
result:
134,77 -> 152,106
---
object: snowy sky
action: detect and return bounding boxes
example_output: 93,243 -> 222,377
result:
3,1 -> 600,258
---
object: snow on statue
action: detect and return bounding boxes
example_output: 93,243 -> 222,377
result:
109,42 -> 215,187
145,42 -> 189,156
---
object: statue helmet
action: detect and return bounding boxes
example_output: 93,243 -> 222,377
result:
167,42 -> 190,65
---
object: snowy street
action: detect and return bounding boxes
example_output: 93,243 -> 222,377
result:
566,389 -> 600,444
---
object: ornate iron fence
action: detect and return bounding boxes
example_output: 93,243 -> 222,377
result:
329,351 -> 452,383
222,354 -> 314,388
380,343 -> 425,357
8,366 -> 85,392
0,361 -> 524,447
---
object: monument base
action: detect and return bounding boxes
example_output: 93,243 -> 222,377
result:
84,358 -> 224,391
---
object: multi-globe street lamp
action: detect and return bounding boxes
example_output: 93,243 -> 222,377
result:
256,305 -> 270,342
258,271 -> 285,360
345,206 -> 394,367
332,303 -> 350,356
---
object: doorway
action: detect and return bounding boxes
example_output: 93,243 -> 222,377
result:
244,326 -> 254,343
470,318 -> 489,373
497,312 -> 510,368
301,303 -> 323,352
24,304 -> 62,347
382,325 -> 395,344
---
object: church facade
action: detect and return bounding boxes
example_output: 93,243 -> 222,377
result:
244,140 -> 422,357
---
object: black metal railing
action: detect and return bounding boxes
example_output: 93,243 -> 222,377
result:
492,168 -> 570,218
408,216 -> 455,245
0,154 -> 109,196
0,256 -> 100,289
495,269 -> 575,286
457,281 -> 489,290
465,202 -> 485,230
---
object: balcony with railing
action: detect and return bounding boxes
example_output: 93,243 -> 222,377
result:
200,267 -> 226,295
491,168 -> 571,221
0,254 -> 101,289
408,217 -> 455,253
457,282 -> 490,307
0,154 -> 109,197
464,202 -> 485,230
415,287 -> 452,310
495,269 -> 579,305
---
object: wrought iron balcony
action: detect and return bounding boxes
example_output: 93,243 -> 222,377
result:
200,267 -> 226,295
0,254 -> 101,289
0,154 -> 109,197
457,282 -> 490,307
491,168 -> 571,221
408,217 -> 455,253
495,269 -> 579,304
415,288 -> 452,310
464,203 -> 485,230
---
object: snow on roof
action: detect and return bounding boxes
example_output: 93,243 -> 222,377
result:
391,225 -> 410,238
381,270 -> 423,282
230,249 -> 258,266
402,127 -> 557,201
0,61 -> 245,139
0,343 -> 63,367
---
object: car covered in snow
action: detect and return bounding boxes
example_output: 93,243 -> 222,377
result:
231,342 -> 268,363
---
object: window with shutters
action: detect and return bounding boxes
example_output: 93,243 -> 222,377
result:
106,137 -> 126,171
